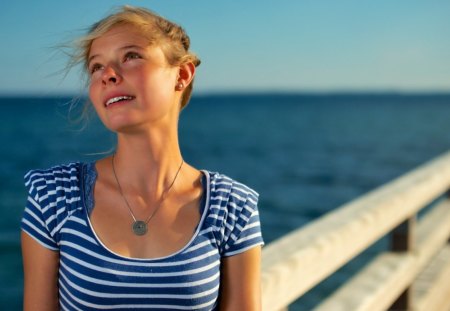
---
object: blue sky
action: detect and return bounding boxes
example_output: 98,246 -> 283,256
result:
1,0 -> 449,95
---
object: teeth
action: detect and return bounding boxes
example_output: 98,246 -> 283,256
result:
106,96 -> 133,106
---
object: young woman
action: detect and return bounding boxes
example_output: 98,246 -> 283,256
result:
21,6 -> 264,311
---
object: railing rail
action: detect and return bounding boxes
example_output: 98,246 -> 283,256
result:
261,151 -> 450,310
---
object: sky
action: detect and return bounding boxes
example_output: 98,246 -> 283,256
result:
1,0 -> 449,95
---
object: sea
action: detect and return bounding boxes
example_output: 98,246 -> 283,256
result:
1,93 -> 450,310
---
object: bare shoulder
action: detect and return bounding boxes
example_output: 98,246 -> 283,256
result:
179,162 -> 204,194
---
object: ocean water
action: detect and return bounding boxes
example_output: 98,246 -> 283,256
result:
1,93 -> 450,310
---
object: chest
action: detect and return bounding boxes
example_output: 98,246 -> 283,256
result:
90,200 -> 201,258
57,211 -> 221,310
89,178 -> 204,258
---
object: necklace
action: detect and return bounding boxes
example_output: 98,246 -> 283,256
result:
111,154 -> 184,236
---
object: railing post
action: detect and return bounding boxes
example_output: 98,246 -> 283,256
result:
388,215 -> 417,311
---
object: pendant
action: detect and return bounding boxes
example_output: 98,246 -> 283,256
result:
132,220 -> 148,236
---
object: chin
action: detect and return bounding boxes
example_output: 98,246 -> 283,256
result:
107,123 -> 138,134
101,114 -> 139,131
109,120 -> 154,135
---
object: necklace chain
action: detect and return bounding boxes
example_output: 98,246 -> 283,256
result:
111,154 -> 184,235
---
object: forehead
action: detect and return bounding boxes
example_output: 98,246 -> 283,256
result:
89,24 -> 150,56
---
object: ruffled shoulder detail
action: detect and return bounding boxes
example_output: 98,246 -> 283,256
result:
205,171 -> 263,257
21,162 -> 83,249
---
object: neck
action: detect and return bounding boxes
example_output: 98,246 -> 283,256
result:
112,128 -> 184,200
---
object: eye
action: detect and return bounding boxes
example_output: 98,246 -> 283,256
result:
124,51 -> 142,61
89,63 -> 103,75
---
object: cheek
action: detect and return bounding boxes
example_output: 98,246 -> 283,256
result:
143,70 -> 177,98
87,82 -> 109,124
88,81 -> 97,102
154,70 -> 177,97
88,82 -> 102,110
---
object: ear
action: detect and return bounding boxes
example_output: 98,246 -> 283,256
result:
176,62 -> 196,89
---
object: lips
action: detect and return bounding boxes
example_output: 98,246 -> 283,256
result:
104,95 -> 135,107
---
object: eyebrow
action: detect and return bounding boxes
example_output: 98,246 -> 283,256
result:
87,44 -> 145,67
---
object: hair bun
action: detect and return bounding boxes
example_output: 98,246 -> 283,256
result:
181,34 -> 190,50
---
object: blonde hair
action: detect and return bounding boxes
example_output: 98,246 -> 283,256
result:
69,5 -> 201,110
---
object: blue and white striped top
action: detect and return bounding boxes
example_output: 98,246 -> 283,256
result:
21,162 -> 264,310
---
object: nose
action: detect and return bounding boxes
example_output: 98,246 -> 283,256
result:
101,65 -> 122,85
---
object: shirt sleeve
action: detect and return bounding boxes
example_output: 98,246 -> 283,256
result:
21,170 -> 59,251
221,184 -> 264,257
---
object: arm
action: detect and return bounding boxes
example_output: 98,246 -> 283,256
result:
21,231 -> 59,311
219,246 -> 262,311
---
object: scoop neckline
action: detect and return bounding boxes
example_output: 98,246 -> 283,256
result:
80,162 -> 211,262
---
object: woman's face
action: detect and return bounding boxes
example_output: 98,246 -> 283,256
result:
88,24 -> 180,133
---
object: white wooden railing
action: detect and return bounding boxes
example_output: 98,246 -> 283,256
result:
261,151 -> 450,311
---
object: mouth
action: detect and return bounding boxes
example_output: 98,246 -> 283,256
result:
104,95 -> 135,107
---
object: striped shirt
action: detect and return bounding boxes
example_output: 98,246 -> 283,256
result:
21,162 -> 264,310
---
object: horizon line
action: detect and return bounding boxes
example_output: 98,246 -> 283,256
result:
2,89 -> 450,98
